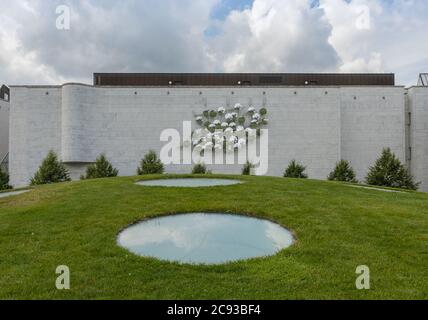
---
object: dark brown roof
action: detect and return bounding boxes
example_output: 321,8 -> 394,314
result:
93,73 -> 395,87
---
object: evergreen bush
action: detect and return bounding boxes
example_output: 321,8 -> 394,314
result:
0,167 -> 11,190
366,148 -> 419,190
328,160 -> 358,183
137,150 -> 164,175
30,151 -> 70,185
284,160 -> 308,179
82,154 -> 118,179
242,161 -> 255,175
192,163 -> 207,174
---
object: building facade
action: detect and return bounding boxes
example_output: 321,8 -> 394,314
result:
7,73 -> 428,191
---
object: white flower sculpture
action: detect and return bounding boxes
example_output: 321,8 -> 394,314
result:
214,134 -> 223,144
231,136 -> 239,143
193,104 -> 269,152
235,138 -> 246,150
224,127 -> 234,136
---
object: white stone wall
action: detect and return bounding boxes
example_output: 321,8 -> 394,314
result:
9,84 -> 409,189
407,87 -> 428,191
0,99 -> 9,163
340,87 -> 406,182
9,87 -> 62,186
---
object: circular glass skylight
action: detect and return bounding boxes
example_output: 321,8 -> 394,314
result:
118,213 -> 294,265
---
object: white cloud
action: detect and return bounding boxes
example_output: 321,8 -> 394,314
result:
320,0 -> 428,84
0,0 -> 427,86
319,0 -> 384,72
208,0 -> 340,72
1,0 -> 219,84
0,1 -> 66,84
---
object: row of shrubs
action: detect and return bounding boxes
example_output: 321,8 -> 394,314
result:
26,150 -> 207,186
0,148 -> 418,191
278,148 -> 419,190
27,150 -> 166,186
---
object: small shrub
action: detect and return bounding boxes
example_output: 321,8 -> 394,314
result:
138,150 -> 164,175
31,151 -> 70,185
242,161 -> 255,175
192,163 -> 207,174
0,167 -> 11,190
328,160 -> 358,183
82,154 -> 118,179
366,148 -> 419,190
284,160 -> 307,179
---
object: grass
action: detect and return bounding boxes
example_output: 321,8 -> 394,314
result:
0,174 -> 427,300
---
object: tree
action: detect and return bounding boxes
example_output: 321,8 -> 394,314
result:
31,151 -> 70,185
328,160 -> 358,183
192,163 -> 207,174
0,167 -> 11,190
366,148 -> 419,190
284,160 -> 308,179
82,154 -> 118,179
242,161 -> 255,175
138,150 -> 164,175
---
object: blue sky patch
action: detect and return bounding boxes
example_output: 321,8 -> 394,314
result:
211,0 -> 254,20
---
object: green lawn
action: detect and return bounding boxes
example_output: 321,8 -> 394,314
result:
0,175 -> 427,299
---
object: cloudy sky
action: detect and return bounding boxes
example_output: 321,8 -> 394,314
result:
0,0 -> 427,86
